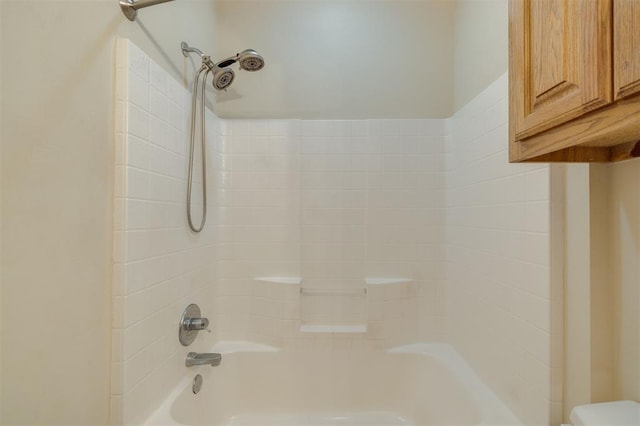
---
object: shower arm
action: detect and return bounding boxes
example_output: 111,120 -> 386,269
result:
182,42 -> 232,71
181,42 -> 204,58
180,41 -> 238,70
120,0 -> 175,22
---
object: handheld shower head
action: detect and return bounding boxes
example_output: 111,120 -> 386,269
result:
237,49 -> 265,72
181,42 -> 264,91
211,67 -> 235,90
215,49 -> 265,72
200,55 -> 235,91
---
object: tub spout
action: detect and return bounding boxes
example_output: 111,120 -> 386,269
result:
185,352 -> 222,368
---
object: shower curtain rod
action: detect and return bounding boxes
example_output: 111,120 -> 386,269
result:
120,0 -> 175,22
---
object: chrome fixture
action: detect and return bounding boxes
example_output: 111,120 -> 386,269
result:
192,374 -> 203,394
181,42 -> 265,86
179,304 -> 210,346
185,352 -> 222,368
119,0 -> 175,22
181,41 -> 265,233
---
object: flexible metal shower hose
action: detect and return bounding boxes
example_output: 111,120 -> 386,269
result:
186,65 -> 209,233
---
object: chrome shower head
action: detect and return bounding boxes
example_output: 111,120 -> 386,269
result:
211,66 -> 235,90
181,42 -> 264,91
201,55 -> 235,91
237,49 -> 265,72
215,49 -> 265,72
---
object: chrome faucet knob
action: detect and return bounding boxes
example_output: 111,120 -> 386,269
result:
179,304 -> 211,346
184,317 -> 209,331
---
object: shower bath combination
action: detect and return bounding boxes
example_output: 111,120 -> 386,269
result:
181,42 -> 265,233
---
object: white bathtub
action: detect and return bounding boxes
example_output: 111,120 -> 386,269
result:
144,342 -> 521,426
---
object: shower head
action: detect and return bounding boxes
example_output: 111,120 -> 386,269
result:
211,67 -> 235,90
237,49 -> 265,72
215,49 -> 265,72
181,42 -> 264,91
208,50 -> 263,90
201,55 -> 235,91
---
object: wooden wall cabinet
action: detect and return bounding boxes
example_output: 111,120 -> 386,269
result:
510,0 -> 640,162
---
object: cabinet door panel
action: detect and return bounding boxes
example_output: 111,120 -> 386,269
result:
510,0 -> 612,141
614,0 -> 640,99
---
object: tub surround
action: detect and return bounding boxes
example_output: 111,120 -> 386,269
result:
298,325 -> 368,334
112,39 -> 220,425
210,340 -> 279,354
254,277 -> 302,285
114,40 -> 559,426
113,39 -> 446,424
217,116 -> 446,348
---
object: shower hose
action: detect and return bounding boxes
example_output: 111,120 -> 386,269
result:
187,64 -> 210,233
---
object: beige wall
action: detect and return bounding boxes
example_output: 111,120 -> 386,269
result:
453,0 -> 508,112
609,159 -> 640,402
589,165 -> 614,403
563,164 -> 593,420
0,1 -> 216,424
213,0 -> 455,119
563,160 -> 640,421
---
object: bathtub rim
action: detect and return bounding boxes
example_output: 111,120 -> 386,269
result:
143,341 -> 522,426
387,343 -> 522,426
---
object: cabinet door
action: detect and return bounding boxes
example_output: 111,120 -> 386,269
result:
614,0 -> 640,99
510,0 -> 612,141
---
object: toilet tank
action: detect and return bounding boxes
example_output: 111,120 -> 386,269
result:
570,401 -> 640,426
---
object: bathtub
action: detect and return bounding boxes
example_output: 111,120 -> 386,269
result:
144,342 -> 521,426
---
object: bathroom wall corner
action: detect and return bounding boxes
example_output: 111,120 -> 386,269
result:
550,164 -> 565,425
588,164 -> 614,404
562,163 -> 592,421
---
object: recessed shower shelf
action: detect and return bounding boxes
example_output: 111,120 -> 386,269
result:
299,324 -> 367,334
254,277 -> 302,285
300,288 -> 366,296
365,278 -> 413,286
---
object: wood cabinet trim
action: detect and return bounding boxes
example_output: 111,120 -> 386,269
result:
510,0 -> 618,163
614,0 -> 640,100
515,93 -> 640,160
514,0 -> 612,139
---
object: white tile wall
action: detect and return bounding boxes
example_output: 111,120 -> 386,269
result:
215,118 -> 301,344
445,73 -> 561,426
216,118 -> 447,347
112,39 -> 219,426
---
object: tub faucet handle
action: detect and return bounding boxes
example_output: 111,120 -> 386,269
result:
183,317 -> 209,331
179,304 -> 211,346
